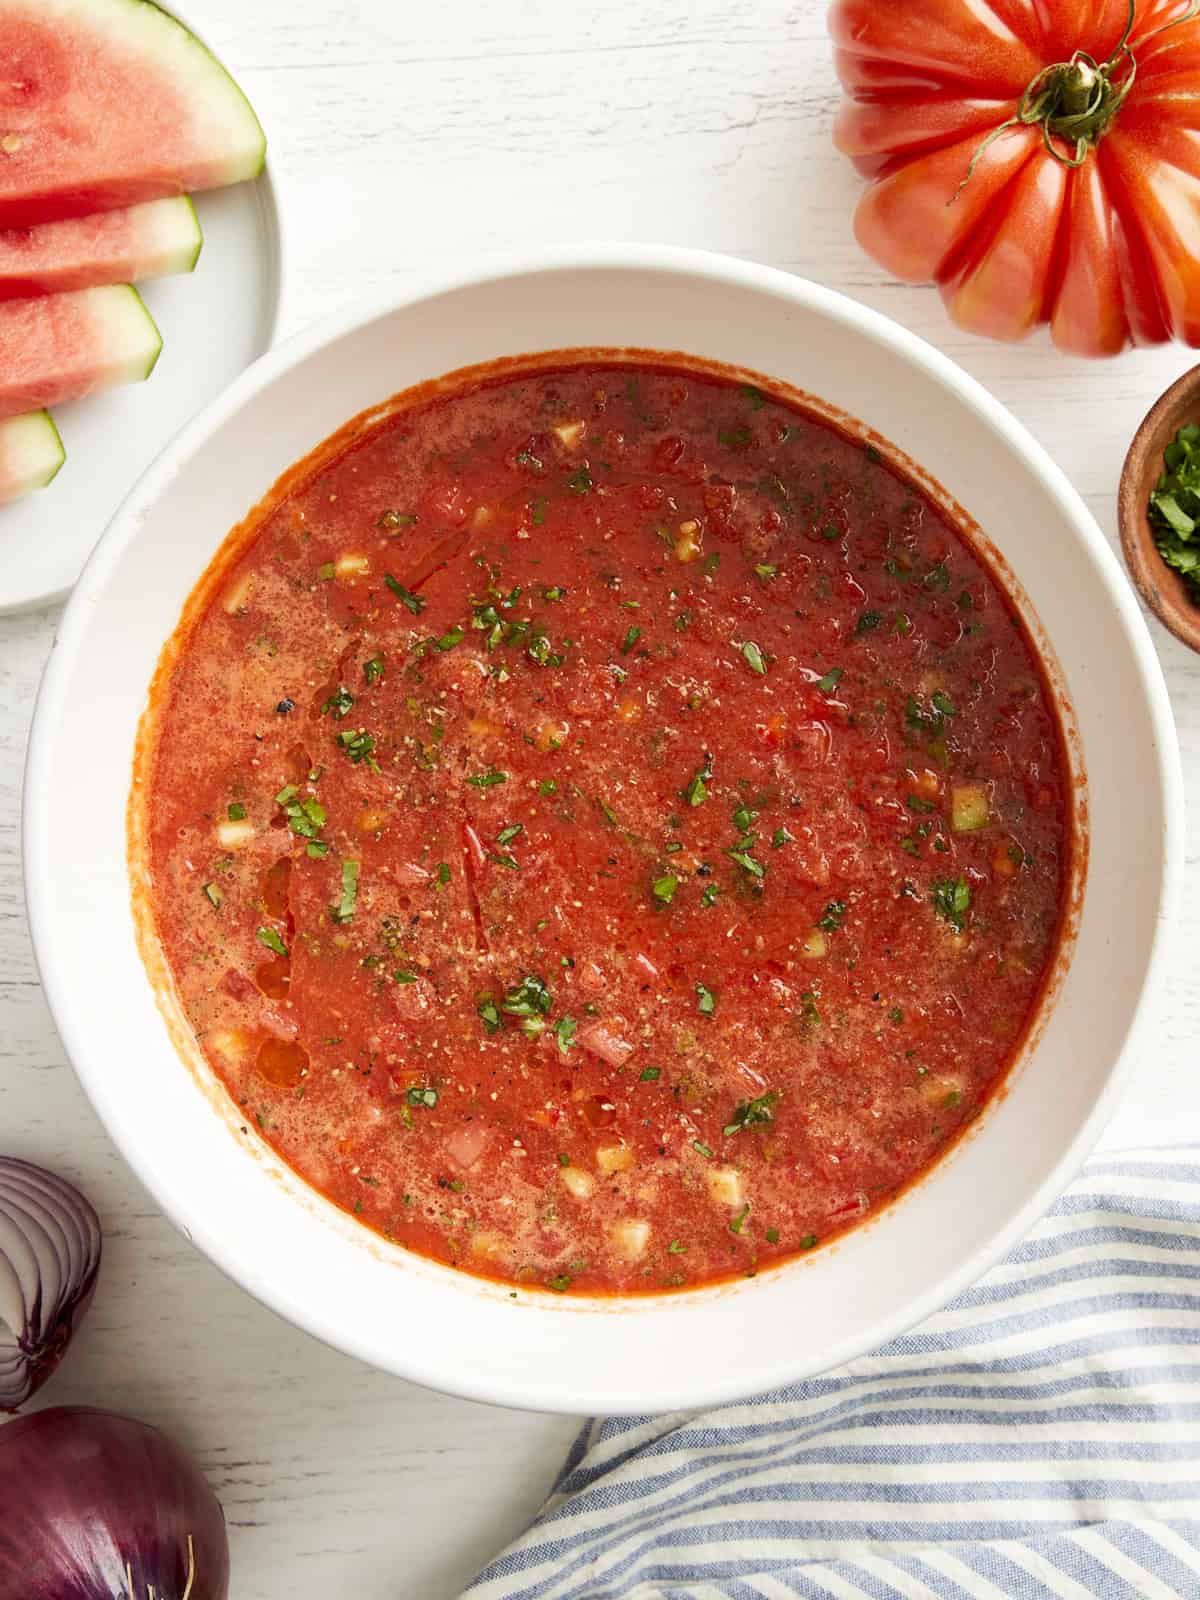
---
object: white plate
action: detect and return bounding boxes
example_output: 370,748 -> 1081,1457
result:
0,171 -> 281,615
25,247 -> 1184,1415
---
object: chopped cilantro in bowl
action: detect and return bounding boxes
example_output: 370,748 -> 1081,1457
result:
1148,421 -> 1200,603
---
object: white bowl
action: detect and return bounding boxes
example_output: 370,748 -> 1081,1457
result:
24,246 -> 1183,1415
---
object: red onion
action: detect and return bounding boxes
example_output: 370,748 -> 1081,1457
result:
0,1156 -> 101,1411
0,1406 -> 230,1599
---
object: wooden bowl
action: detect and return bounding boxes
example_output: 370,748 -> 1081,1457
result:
1118,363 -> 1200,653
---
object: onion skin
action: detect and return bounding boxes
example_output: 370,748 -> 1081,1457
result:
0,1157 -> 101,1412
0,1407 -> 230,1600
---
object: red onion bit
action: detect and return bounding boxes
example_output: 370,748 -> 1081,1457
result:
0,1157 -> 100,1411
0,1406 -> 230,1600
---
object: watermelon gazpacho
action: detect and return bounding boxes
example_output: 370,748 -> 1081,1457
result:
135,356 -> 1074,1296
0,0 -> 265,227
0,197 -> 202,300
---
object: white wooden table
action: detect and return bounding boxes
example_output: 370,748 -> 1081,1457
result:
3,2 -> 1198,1594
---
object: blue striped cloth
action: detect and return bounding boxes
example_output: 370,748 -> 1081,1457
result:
470,1146 -> 1200,1599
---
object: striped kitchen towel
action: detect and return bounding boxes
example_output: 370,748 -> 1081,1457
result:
470,1146 -> 1200,1599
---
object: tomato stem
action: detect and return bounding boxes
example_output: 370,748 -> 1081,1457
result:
952,0 -> 1199,201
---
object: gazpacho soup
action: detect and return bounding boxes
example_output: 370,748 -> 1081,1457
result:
134,353 -> 1073,1297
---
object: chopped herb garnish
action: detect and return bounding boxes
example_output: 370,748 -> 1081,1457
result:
640,1066 -> 661,1081
435,862 -> 451,889
684,751 -> 714,808
700,884 -> 720,908
433,625 -> 464,651
329,859 -> 359,924
855,610 -> 882,635
727,848 -> 766,879
653,874 -> 679,905
692,1140 -> 714,1159
276,789 -> 327,840
496,823 -> 524,846
322,685 -> 355,720
729,1204 -> 751,1235
906,795 -> 937,813
385,575 -> 425,613
620,625 -> 642,655
566,467 -> 593,495
724,1090 -> 778,1137
363,654 -> 385,685
546,1274 -> 572,1292
501,974 -> 553,1019
203,882 -> 223,909
1149,422 -> 1200,600
765,1227 -> 780,1245
741,640 -> 767,676
542,585 -> 566,601
754,563 -> 778,582
405,1085 -> 438,1109
815,668 -> 843,694
306,839 -> 329,859
336,728 -> 378,768
925,561 -> 951,592
466,770 -> 508,788
931,875 -> 971,932
394,970 -> 417,984
741,384 -> 766,409
227,802 -> 246,821
818,900 -> 847,933
257,926 -> 288,958
554,1015 -> 577,1054
906,690 -> 958,738
477,995 -> 502,1034
378,509 -> 417,529
557,1152 -> 571,1167
317,562 -> 335,581
696,981 -> 717,1016
668,1239 -> 688,1253
771,827 -> 793,849
799,991 -> 821,1025
538,779 -> 558,797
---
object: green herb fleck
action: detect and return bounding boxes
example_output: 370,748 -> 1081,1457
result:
330,859 -> 359,924
227,802 -> 246,821
566,467 -> 593,495
554,1015 -> 577,1054
640,1066 -> 661,1081
692,1140 -> 714,1159
724,1091 -> 778,1137
385,575 -> 425,613
502,974 -> 553,1019
322,685 -> 354,720
815,668 -> 843,694
855,610 -> 882,635
653,874 -> 679,905
620,625 -> 642,655
684,751 -> 714,808
741,640 -> 767,676
817,900 -> 847,933
406,1085 -> 438,1109
466,770 -> 508,788
931,875 -> 971,932
203,882 -> 223,909
257,926 -> 288,958
696,981 -> 717,1016
538,779 -> 558,797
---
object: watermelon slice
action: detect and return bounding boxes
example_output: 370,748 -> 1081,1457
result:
0,285 -> 161,419
0,0 -> 266,227
0,411 -> 64,504
0,197 -> 202,301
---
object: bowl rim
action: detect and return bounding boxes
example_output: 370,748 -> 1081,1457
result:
1118,360 -> 1200,654
24,243 -> 1185,1413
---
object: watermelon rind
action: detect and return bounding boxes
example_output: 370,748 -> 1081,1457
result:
0,412 -> 65,505
0,0 -> 267,226
92,284 -> 164,385
0,196 -> 204,300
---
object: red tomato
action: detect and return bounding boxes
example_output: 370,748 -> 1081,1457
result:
830,0 -> 1200,355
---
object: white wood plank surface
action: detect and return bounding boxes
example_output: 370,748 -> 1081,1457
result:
2,1 -> 1198,1593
